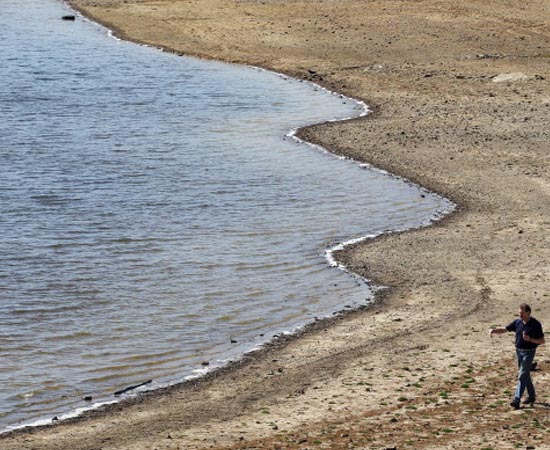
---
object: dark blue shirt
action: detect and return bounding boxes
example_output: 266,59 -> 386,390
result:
506,317 -> 544,349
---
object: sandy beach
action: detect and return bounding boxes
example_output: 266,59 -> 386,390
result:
2,0 -> 549,449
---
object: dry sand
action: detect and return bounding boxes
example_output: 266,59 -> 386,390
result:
2,0 -> 550,449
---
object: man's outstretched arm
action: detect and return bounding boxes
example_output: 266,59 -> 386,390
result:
489,327 -> 508,337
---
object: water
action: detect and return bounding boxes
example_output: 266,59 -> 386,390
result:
0,0 -> 452,431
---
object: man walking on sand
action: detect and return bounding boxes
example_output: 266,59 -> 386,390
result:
490,303 -> 545,409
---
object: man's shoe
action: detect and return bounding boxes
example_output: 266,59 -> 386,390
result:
523,397 -> 536,405
510,399 -> 520,409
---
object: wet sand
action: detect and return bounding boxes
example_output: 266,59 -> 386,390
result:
2,0 -> 549,449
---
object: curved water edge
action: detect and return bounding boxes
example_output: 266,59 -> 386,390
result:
1,0 -> 454,434
286,129 -> 454,276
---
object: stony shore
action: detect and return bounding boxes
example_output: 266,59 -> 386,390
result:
2,1 -> 549,449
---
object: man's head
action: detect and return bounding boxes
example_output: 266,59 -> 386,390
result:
518,303 -> 531,322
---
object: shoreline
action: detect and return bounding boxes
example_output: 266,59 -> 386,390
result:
2,0 -> 549,449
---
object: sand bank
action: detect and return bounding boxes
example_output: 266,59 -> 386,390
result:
2,0 -> 549,449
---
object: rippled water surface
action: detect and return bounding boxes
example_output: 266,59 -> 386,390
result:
0,0 -> 452,430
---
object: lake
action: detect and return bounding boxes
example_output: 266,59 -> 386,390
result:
0,0 -> 452,430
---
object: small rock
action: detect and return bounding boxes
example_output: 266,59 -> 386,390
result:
476,53 -> 504,60
83,396 -> 93,402
201,361 -> 209,366
492,72 -> 532,83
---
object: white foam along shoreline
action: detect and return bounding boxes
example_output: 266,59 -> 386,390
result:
2,0 -> 452,435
